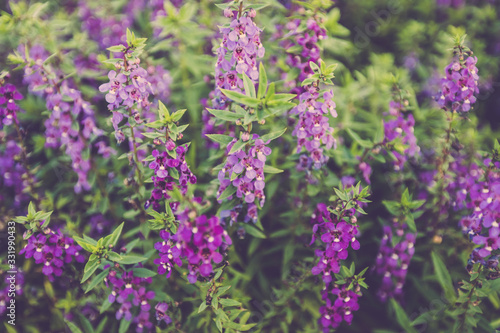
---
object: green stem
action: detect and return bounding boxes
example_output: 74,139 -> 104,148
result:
14,121 -> 39,207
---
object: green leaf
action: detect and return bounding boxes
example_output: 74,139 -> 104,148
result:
260,127 -> 287,142
242,224 -> 266,239
405,213 -> 417,233
100,299 -> 113,314
265,82 -> 275,101
28,201 -> 36,217
106,45 -> 124,53
218,298 -> 241,307
382,201 -> 401,216
220,89 -> 260,108
205,134 -> 234,145
198,301 -> 208,313
408,200 -> 426,210
228,139 -> 246,155
431,251 -> 456,301
118,319 -> 131,333
144,120 -> 165,129
242,73 -> 256,98
85,268 -> 110,293
334,188 -> 348,201
103,222 -> 124,248
257,62 -> 267,99
207,108 -> 241,122
390,299 -> 417,333
216,285 -> 231,296
158,101 -> 170,121
95,317 -> 108,333
107,251 -> 122,262
218,186 -> 237,202
215,317 -> 223,332
264,101 -> 295,116
401,188 -> 411,207
309,61 -> 320,73
263,165 -> 284,174
116,255 -> 148,265
268,93 -> 296,103
77,313 -> 95,333
171,109 -> 187,122
74,236 -> 98,253
347,129 -> 373,148
65,320 -> 83,333
81,259 -> 100,283
131,268 -> 157,278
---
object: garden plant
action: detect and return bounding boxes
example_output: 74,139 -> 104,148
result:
0,0 -> 500,332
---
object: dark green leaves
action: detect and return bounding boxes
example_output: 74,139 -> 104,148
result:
257,62 -> 267,99
103,222 -> 124,248
431,251 -> 456,301
81,259 -> 100,283
73,236 -> 98,253
117,255 -> 148,265
390,299 -> 418,333
206,108 -> 241,122
347,129 -> 374,148
263,165 -> 283,174
218,186 -> 236,202
260,127 -> 286,142
242,73 -> 256,98
85,268 -> 110,293
205,134 -> 234,145
220,89 -> 260,108
242,223 -> 266,239
228,139 -> 246,155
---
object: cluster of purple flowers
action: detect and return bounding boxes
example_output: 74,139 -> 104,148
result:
176,214 -> 232,283
202,7 -> 265,144
318,284 -> 361,332
105,268 -> 156,332
153,211 -> 232,283
145,143 -> 197,211
292,86 -> 337,172
217,135 -> 271,222
154,302 -> 172,326
374,222 -> 416,302
19,227 -> 85,282
147,64 -> 172,102
437,54 -> 479,112
0,269 -> 24,316
77,0 -> 140,49
21,44 -> 114,192
310,203 -> 360,286
383,101 -> 420,171
0,81 -> 23,127
452,158 -> 500,262
99,56 -> 153,143
279,17 -> 327,95
153,230 -> 182,278
0,140 -> 30,207
213,7 -> 264,109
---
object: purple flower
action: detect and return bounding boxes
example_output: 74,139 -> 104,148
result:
375,223 -> 416,302
216,135 -> 271,221
0,82 -> 23,127
310,202 -> 363,287
291,87 -> 337,173
163,213 -> 232,283
155,302 -> 172,324
437,55 -> 479,113
20,226 -> 84,282
146,142 -> 197,211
